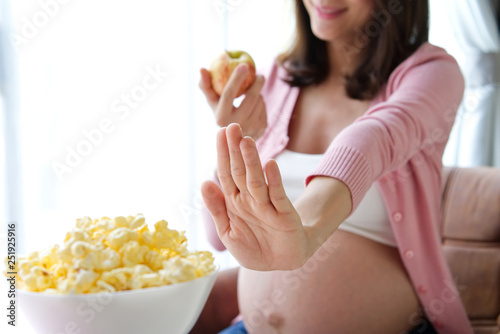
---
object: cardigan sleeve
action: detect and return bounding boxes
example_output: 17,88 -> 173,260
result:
306,44 -> 465,210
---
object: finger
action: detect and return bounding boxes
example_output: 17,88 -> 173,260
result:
218,64 -> 250,116
226,123 -> 248,193
265,159 -> 294,213
240,136 -> 269,204
238,75 -> 265,113
199,68 -> 219,110
216,127 -> 238,196
201,180 -> 230,238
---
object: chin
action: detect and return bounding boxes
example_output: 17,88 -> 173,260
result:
311,26 -> 343,42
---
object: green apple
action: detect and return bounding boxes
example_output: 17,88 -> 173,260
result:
209,50 -> 256,97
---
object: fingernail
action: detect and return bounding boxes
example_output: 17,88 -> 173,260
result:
238,64 -> 248,73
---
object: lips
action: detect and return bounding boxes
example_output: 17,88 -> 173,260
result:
313,4 -> 347,19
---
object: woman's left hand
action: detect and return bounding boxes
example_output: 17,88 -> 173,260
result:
201,123 -> 309,271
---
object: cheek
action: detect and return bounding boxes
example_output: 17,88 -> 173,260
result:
350,0 -> 378,28
353,0 -> 376,9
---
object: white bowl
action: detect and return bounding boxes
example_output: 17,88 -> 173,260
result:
18,268 -> 218,334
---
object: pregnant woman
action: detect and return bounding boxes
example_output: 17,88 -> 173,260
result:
193,0 -> 473,333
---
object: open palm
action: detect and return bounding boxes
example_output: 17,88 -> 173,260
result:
201,124 -> 308,270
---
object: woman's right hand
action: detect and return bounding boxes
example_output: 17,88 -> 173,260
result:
199,64 -> 267,139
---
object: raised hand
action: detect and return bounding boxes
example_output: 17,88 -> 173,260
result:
201,124 -> 309,271
199,65 -> 267,139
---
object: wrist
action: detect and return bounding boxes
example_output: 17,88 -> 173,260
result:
297,176 -> 352,257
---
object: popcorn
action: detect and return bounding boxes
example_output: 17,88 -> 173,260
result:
96,279 -> 116,293
107,228 -> 139,250
120,241 -> 148,267
161,257 -> 197,284
71,241 -> 91,258
129,214 -> 146,229
98,249 -> 121,271
9,215 -> 215,294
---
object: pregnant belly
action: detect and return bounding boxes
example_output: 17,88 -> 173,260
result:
238,233 -> 343,334
237,230 -> 413,334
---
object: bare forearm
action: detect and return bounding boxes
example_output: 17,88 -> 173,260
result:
190,267 -> 240,334
296,176 -> 352,259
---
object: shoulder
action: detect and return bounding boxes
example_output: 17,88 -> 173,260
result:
257,57 -> 291,97
385,42 -> 464,94
393,42 -> 462,75
375,42 -> 465,112
256,57 -> 297,126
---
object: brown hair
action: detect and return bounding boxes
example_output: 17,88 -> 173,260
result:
278,0 -> 429,100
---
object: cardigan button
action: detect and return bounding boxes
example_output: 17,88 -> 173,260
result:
404,249 -> 415,259
392,212 -> 403,222
417,285 -> 427,294
434,321 -> 444,329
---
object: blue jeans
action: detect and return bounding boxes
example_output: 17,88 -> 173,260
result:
218,321 -> 248,334
218,319 -> 436,333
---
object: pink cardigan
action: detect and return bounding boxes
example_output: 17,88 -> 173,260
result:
205,42 -> 473,333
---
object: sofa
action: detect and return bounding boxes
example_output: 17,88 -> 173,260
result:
441,167 -> 500,334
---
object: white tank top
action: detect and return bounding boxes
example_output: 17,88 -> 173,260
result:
274,149 -> 398,247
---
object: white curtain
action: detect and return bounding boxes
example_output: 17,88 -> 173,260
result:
1,0 -> 25,251
442,0 -> 500,167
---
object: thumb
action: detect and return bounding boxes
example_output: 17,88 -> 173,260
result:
199,68 -> 219,109
201,181 -> 230,237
